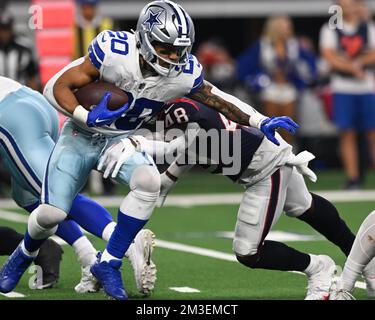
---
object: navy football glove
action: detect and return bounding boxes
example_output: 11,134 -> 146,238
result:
260,116 -> 299,146
86,92 -> 129,127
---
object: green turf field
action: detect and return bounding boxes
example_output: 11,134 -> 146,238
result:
0,170 -> 375,300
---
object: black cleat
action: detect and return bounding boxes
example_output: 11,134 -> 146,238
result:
32,239 -> 63,289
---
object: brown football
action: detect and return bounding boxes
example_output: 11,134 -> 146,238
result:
74,80 -> 129,111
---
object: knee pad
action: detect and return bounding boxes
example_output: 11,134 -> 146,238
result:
129,165 -> 161,202
120,166 -> 160,220
236,252 -> 260,269
28,208 -> 59,240
36,204 -> 68,229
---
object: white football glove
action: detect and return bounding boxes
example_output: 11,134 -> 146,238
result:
97,138 -> 136,178
156,172 -> 177,208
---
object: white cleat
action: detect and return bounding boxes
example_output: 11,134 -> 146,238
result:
128,229 -> 157,295
305,255 -> 336,300
74,265 -> 101,293
329,277 -> 355,300
363,257 -> 375,298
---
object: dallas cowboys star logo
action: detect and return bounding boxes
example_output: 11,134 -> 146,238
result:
143,9 -> 163,31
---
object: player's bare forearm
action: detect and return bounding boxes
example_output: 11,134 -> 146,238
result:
187,82 -> 250,126
358,50 -> 375,67
53,56 -> 99,114
321,48 -> 357,74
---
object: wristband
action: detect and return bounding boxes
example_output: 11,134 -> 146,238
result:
249,113 -> 268,129
72,105 -> 89,124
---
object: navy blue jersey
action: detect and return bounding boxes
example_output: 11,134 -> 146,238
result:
158,98 -> 264,181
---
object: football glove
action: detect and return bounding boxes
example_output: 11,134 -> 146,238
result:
97,138 -> 136,178
86,92 -> 129,127
260,116 -> 299,146
156,172 -> 177,208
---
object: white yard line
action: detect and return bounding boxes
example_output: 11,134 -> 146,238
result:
0,189 -> 374,210
169,287 -> 201,293
0,292 -> 26,298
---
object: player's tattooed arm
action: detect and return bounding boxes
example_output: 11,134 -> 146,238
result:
187,81 -> 257,126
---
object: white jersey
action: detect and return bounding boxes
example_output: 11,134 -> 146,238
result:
44,30 -> 203,136
319,22 -> 375,94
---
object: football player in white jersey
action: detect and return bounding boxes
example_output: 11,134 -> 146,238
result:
0,76 -> 156,295
0,0 -> 298,300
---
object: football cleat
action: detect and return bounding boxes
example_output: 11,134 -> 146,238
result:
305,255 -> 336,300
0,245 -> 34,293
362,257 -> 375,298
32,238 -> 63,290
74,265 -> 101,293
90,252 -> 127,300
329,277 -> 356,300
128,229 -> 157,295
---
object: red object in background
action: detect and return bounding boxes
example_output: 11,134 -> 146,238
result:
32,0 -> 75,28
316,85 -> 334,121
39,57 -> 71,85
58,112 -> 67,133
36,30 -> 74,57
32,0 -> 75,87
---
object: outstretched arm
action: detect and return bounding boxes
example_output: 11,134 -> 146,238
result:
188,81 -> 299,145
187,81 -> 256,126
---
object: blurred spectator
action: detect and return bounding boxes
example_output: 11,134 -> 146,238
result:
74,0 -> 116,195
196,39 -> 238,93
237,16 -> 317,144
357,0 -> 373,22
320,0 -> 375,189
73,0 -> 113,60
0,12 -> 39,90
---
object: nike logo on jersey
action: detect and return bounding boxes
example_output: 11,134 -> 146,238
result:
164,103 -> 175,114
101,33 -> 107,43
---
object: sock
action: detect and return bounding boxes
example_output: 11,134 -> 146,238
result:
22,202 -> 45,255
23,230 -> 44,256
0,226 -> 23,255
298,193 -> 355,256
72,236 -> 97,267
341,210 -> 375,291
102,222 -> 116,242
21,240 -> 39,258
101,249 -> 119,263
68,193 -> 114,239
23,208 -> 57,255
236,240 -> 311,271
56,219 -> 84,245
101,210 -> 147,262
304,254 -> 320,277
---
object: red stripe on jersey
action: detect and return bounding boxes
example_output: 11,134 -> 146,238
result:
172,98 -> 201,111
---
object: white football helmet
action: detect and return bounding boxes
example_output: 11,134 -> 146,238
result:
135,0 -> 195,77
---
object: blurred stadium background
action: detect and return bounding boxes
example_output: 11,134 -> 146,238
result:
0,0 -> 375,300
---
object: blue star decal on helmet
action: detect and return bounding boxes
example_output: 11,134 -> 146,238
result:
143,9 -> 163,31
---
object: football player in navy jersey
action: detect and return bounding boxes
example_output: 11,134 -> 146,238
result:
0,1 -> 298,300
112,97 -> 375,299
